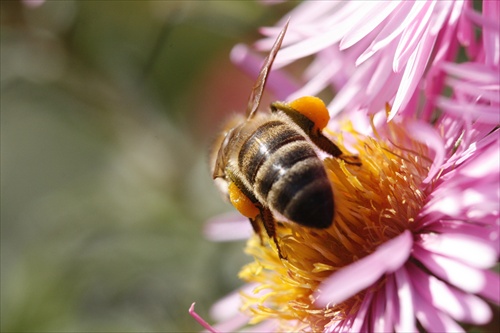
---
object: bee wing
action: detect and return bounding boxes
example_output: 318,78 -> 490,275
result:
245,19 -> 289,119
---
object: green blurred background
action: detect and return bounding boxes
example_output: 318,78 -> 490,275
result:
1,1 -> 292,331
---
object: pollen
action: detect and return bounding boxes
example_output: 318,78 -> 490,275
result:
289,96 -> 330,130
229,182 -> 260,219
238,119 -> 431,331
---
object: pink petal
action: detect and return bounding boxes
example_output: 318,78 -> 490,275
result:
340,1 -> 400,50
327,59 -> 377,115
282,1 -> 343,26
408,263 -> 493,324
459,4 -> 479,57
477,269 -> 500,304
462,187 -> 499,220
366,65 -> 405,114
385,274 -> 398,332
350,290 -> 374,333
431,1 -> 460,35
286,57 -> 341,101
327,82 -> 362,116
417,233 -> 497,269
436,97 -> 500,124
482,0 -> 500,66
462,6 -> 482,58
209,285 -> 259,333
446,77 -> 500,103
465,3 -> 500,32
257,26 -> 302,48
393,0 -> 435,72
230,44 -> 299,100
391,24 -> 436,118
419,185 -> 499,228
404,121 -> 445,183
204,212 -> 253,242
446,73 -> 500,104
262,29 -> 344,68
372,288 -> 391,333
22,0 -> 45,8
212,313 -> 249,333
244,320 -> 280,332
259,0 -> 286,5
210,284 -> 254,321
413,293 -> 465,333
357,1 -> 425,65
420,192 -> 462,219
413,244 -> 490,294
394,267 -> 417,333
259,2 -> 344,39
459,140 -> 500,179
316,230 -> 412,305
441,62 -> 500,84
418,25 -> 457,121
424,220 -> 500,255
419,137 -> 500,222
365,46 -> 394,96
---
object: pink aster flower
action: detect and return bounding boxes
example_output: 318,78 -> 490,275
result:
192,1 -> 500,332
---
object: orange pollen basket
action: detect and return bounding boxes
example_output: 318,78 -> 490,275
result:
289,96 -> 330,130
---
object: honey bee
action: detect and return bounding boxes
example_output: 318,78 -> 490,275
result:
211,20 -> 359,255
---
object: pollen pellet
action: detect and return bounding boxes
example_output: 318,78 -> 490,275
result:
228,182 -> 259,219
289,96 -> 330,130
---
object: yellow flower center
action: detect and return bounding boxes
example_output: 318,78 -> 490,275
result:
238,120 -> 431,331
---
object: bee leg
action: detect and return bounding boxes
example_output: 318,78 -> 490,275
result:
311,129 -> 362,165
338,154 -> 362,166
260,208 -> 286,260
310,128 -> 343,157
248,216 -> 264,245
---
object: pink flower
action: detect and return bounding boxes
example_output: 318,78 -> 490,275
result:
192,1 -> 500,332
22,0 -> 45,8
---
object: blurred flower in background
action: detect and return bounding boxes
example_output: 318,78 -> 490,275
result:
1,1 -> 295,331
22,0 -> 45,8
196,1 -> 499,332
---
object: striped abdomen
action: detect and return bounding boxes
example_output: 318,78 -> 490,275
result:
238,120 -> 334,228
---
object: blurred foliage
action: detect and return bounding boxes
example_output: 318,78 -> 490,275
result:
0,1 -> 293,331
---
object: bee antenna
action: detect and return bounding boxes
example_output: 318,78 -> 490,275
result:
245,18 -> 290,119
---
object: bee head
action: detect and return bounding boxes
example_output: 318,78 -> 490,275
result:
210,115 -> 244,179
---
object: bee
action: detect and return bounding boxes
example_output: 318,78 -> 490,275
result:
211,20 -> 359,256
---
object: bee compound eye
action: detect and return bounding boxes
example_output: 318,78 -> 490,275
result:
289,96 -> 330,130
